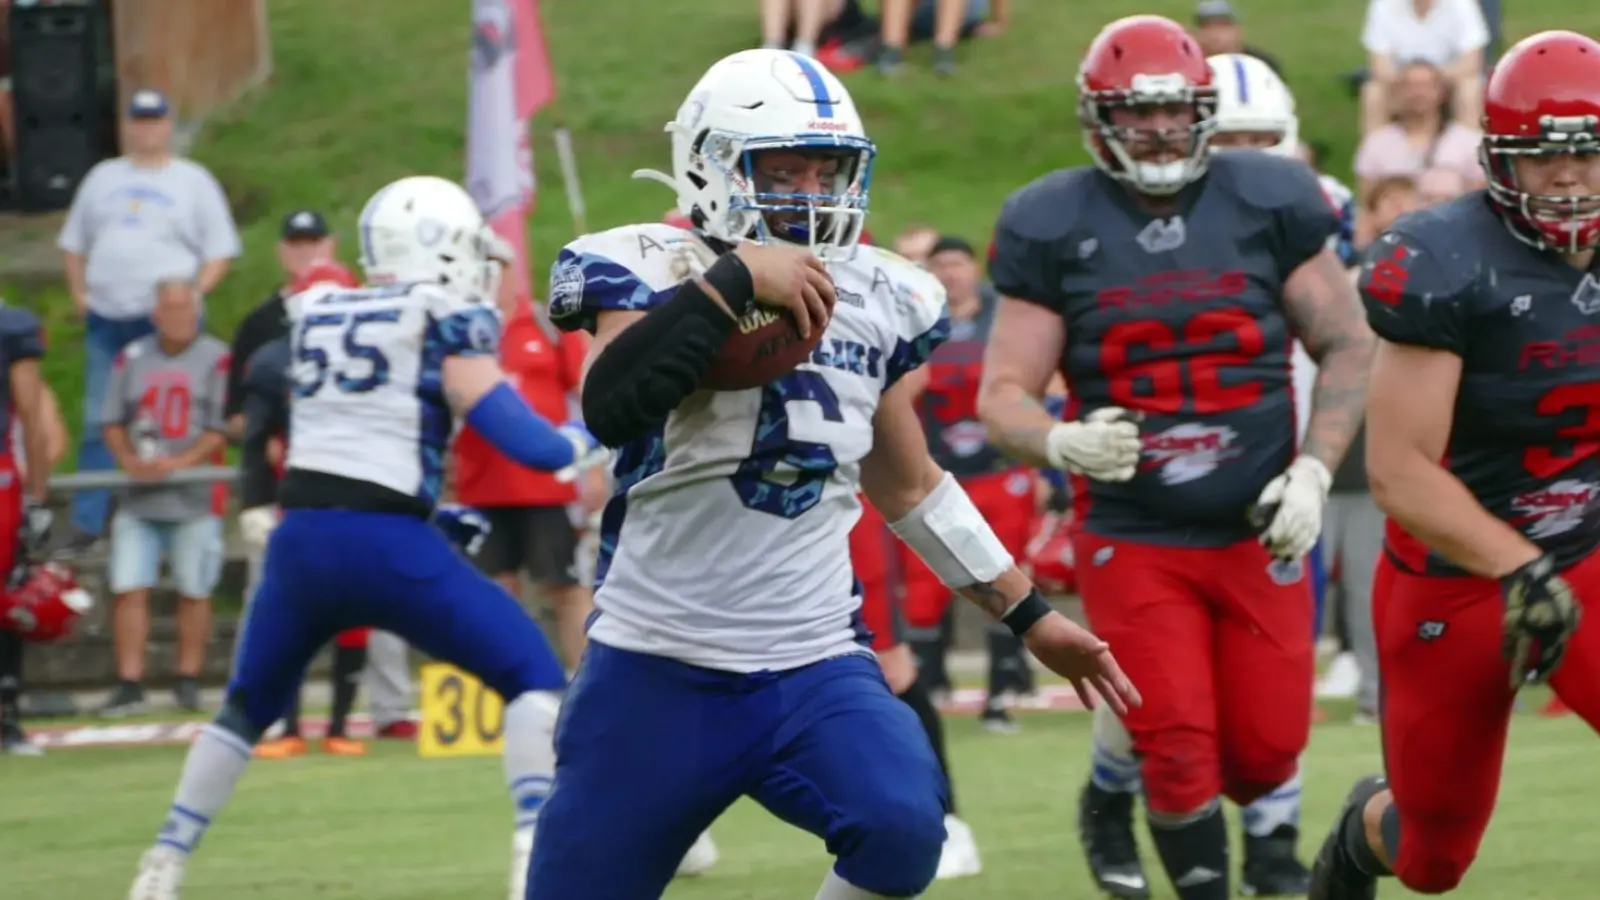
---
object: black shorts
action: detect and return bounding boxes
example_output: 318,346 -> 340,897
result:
473,506 -> 581,585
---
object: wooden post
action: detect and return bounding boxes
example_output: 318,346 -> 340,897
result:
111,0 -> 271,123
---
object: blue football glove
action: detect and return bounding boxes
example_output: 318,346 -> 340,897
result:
433,503 -> 492,557
555,422 -> 611,484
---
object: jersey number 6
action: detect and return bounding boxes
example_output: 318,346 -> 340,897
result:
732,370 -> 842,519
293,309 -> 403,398
1101,307 -> 1265,414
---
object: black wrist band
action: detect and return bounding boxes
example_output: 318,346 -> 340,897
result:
1001,589 -> 1052,637
703,252 -> 756,319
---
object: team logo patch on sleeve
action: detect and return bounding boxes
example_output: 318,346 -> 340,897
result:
467,313 -> 500,353
549,261 -> 585,318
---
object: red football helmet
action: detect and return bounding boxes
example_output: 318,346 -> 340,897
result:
1,561 -> 92,643
1023,513 -> 1077,597
289,259 -> 360,294
1078,15 -> 1217,197
1481,30 -> 1600,254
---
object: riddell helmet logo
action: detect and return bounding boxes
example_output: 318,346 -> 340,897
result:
806,120 -> 850,132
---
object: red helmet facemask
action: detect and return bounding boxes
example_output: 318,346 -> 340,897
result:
1,561 -> 92,643
1078,15 -> 1218,197
1481,30 -> 1600,255
289,259 -> 360,294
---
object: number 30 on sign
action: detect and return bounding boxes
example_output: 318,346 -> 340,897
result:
417,663 -> 505,758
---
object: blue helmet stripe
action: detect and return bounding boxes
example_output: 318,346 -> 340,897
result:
788,52 -> 835,118
1231,55 -> 1250,104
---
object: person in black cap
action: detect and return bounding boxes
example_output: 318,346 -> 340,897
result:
222,209 -> 336,434
1192,0 -> 1283,76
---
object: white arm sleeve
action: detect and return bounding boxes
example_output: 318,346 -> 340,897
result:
888,472 -> 1015,589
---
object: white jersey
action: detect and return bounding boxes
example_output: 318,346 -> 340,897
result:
285,280 -> 501,507
549,224 -> 948,672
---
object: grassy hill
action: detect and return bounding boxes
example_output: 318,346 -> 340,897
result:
23,0 -> 1586,460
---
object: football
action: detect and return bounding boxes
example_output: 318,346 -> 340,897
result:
700,305 -> 828,391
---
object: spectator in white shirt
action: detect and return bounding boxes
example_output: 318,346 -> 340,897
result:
1359,0 -> 1487,134
56,89 -> 240,549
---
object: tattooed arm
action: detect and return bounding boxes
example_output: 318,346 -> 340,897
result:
976,296 -> 1068,468
862,371 -> 1036,619
1283,246 -> 1376,473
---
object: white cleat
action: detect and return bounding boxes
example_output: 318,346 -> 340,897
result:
935,815 -> 982,880
509,826 -> 534,900
128,847 -> 186,900
676,830 -> 719,877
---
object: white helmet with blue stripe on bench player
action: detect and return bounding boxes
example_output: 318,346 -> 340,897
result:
633,48 -> 875,261
357,175 -> 501,297
1206,53 -> 1298,157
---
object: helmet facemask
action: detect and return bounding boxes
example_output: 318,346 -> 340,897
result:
1483,114 -> 1600,254
1082,73 -> 1219,197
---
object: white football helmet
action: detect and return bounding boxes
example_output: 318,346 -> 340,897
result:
634,49 -> 875,261
357,175 -> 498,295
1207,53 -> 1298,157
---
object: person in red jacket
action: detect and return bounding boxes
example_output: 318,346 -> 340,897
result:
452,243 -> 607,667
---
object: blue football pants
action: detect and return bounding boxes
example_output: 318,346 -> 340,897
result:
526,640 -> 948,899
230,508 -> 566,731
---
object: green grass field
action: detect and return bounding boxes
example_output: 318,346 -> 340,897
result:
22,0 -> 1588,455
2,704 -> 1594,898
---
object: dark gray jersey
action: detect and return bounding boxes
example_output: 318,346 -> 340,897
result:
990,152 -> 1337,545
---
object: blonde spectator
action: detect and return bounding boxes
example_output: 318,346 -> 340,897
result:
1353,61 -> 1480,202
1357,175 -> 1422,250
1359,0 -> 1487,133
1415,167 -> 1468,206
894,224 -> 940,265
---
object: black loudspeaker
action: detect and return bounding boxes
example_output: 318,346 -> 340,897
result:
8,1 -> 114,213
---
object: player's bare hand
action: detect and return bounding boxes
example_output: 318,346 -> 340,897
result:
1022,612 -> 1140,714
1045,407 -> 1143,482
875,642 -> 918,694
1500,553 -> 1583,689
732,242 -> 835,339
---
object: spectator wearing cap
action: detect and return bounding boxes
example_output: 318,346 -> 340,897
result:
57,88 -> 240,548
223,209 -> 335,437
1192,1 -> 1282,76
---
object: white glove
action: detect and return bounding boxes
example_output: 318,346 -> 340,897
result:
1253,455 -> 1332,560
239,505 -> 280,551
1045,407 -> 1143,482
555,423 -> 612,484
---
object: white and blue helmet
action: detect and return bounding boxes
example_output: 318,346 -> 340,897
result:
634,49 -> 876,261
1206,53 -> 1298,157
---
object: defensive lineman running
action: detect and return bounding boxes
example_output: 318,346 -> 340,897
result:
530,48 -> 1140,900
126,176 -> 606,900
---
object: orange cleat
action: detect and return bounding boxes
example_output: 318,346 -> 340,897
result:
255,735 -> 308,759
1541,695 -> 1572,717
322,736 -> 368,756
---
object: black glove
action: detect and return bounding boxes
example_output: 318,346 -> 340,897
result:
1500,554 -> 1582,689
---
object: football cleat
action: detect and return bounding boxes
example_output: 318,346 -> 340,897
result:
254,735 -> 307,760
934,814 -> 983,880
1241,825 -> 1312,896
127,847 -> 186,900
1079,782 -> 1152,899
676,830 -> 720,877
321,736 -> 368,756
1308,777 -> 1385,900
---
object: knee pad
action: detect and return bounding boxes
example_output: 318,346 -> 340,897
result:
1221,752 -> 1301,806
215,696 -> 267,744
1395,821 -> 1478,895
833,794 -> 946,897
1140,732 -> 1220,815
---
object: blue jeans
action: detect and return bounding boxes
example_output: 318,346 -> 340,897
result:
73,313 -> 155,536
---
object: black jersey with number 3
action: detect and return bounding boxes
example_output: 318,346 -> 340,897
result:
989,152 -> 1337,546
1363,193 -> 1600,576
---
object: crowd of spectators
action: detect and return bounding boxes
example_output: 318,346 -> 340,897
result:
760,0 -> 1008,76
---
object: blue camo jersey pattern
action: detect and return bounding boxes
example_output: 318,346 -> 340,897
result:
549,223 -> 949,672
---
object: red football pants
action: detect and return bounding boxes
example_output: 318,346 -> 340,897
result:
0,458 -> 20,582
850,500 -> 903,652
900,469 -> 1036,629
1073,533 -> 1315,814
1375,550 -> 1600,893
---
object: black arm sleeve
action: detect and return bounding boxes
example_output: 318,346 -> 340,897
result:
239,390 -> 285,508
581,277 -> 738,448
225,296 -> 285,419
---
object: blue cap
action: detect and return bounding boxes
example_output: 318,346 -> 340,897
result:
127,89 -> 170,119
1195,0 -> 1236,21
